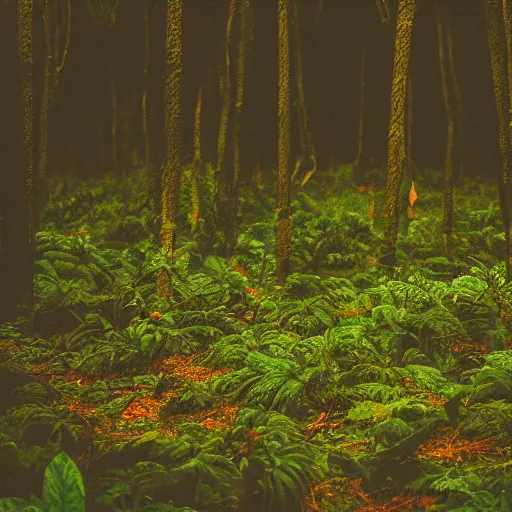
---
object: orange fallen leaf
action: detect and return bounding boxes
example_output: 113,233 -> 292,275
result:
409,181 -> 418,207
301,170 -> 314,186
367,199 -> 375,220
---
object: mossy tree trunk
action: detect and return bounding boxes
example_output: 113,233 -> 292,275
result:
382,0 -> 416,265
17,0 -> 36,320
405,71 -> 414,183
436,3 -> 455,259
191,85 -> 203,238
485,0 -> 512,280
276,0 -> 291,285
503,0 -> 512,138
38,0 -> 55,200
157,0 -> 183,300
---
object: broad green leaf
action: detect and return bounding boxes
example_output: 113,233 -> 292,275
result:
43,451 -> 85,512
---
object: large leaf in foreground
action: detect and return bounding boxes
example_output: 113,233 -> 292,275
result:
43,451 -> 85,512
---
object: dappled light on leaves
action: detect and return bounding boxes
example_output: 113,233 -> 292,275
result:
200,403 -> 238,430
0,339 -> 22,352
152,353 -> 229,381
303,478 -> 438,512
448,339 -> 489,355
417,428 -> 495,463
424,391 -> 448,407
121,396 -> 167,421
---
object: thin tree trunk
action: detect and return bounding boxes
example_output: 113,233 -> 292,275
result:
290,0 -> 316,187
445,8 -> 465,182
485,0 -> 512,280
142,0 -> 150,167
39,0 -> 54,188
157,0 -> 183,300
217,0 -> 236,174
405,72 -> 414,182
354,44 -> 368,185
53,0 -> 71,98
39,0 -> 71,208
17,0 -> 35,319
382,0 -> 416,265
226,0 -> 253,257
216,0 -> 237,244
376,0 -> 391,24
191,86 -> 202,236
503,0 -> 512,144
312,0 -> 323,33
436,4 -> 455,259
276,0 -> 291,284
108,32 -> 118,172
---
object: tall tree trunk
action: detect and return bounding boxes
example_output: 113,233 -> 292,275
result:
157,0 -> 183,300
142,0 -> 151,167
17,0 -> 35,318
191,86 -> 202,236
382,0 -> 416,265
216,0 -> 237,249
109,33 -> 119,173
217,0 -> 236,174
290,0 -> 316,187
485,0 -> 512,280
376,0 -> 391,24
445,8 -> 465,182
436,3 -> 455,259
405,73 -> 414,181
53,0 -> 71,98
276,0 -> 291,284
503,0 -> 512,139
226,0 -> 253,257
353,44 -> 368,186
39,0 -> 55,190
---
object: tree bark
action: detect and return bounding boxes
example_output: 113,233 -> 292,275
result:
445,8 -> 465,182
17,0 -> 35,320
226,0 -> 253,257
216,0 -> 237,252
382,0 -> 416,265
485,0 -> 512,280
157,0 -> 183,300
353,44 -> 368,186
436,4 -> 455,259
276,0 -> 292,284
290,0 -> 316,187
191,85 -> 202,237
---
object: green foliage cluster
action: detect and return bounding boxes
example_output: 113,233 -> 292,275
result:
1,167 -> 512,511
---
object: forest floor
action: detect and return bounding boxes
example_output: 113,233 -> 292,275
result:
0,165 -> 511,512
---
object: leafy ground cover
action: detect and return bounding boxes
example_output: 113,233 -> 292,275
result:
1,166 -> 511,511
